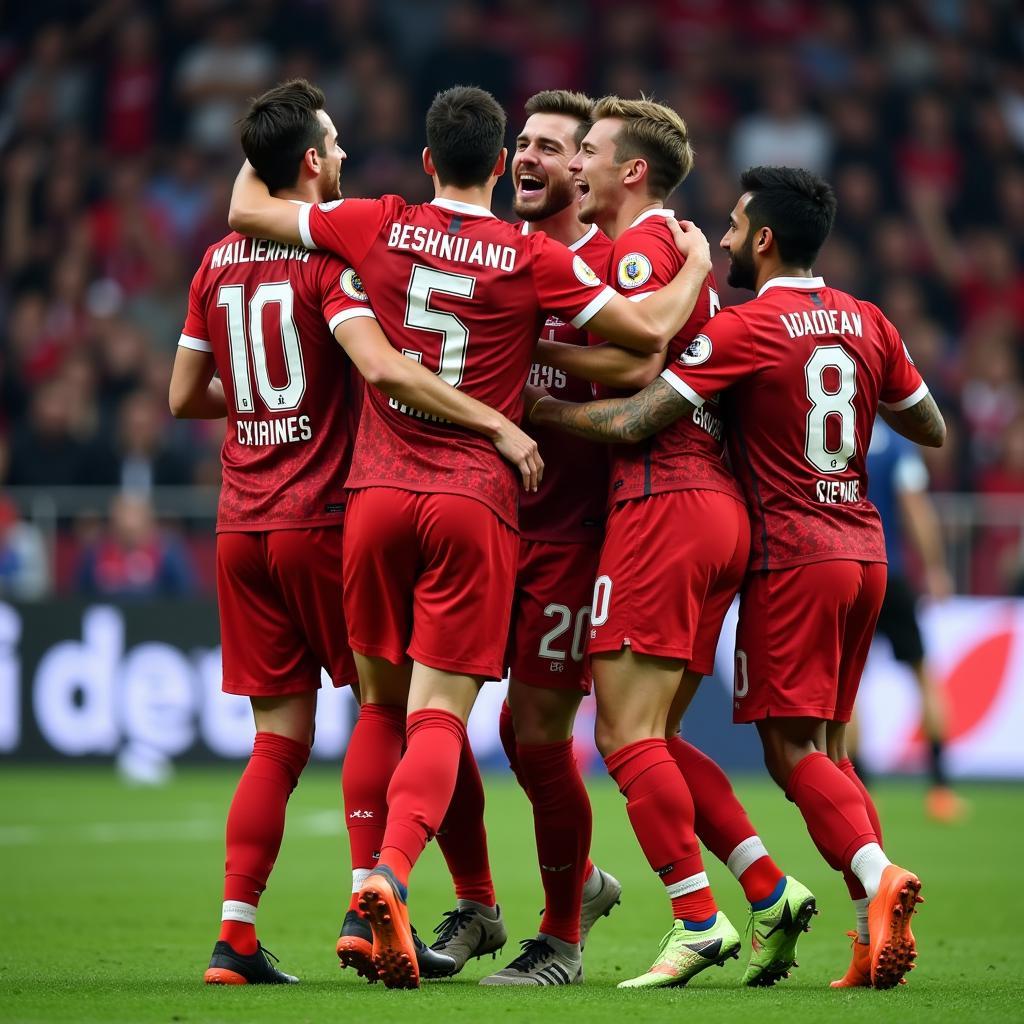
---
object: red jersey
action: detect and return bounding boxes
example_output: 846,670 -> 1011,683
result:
298,195 -> 616,526
605,208 -> 741,507
661,276 -> 928,569
520,224 -> 613,544
180,231 -> 372,532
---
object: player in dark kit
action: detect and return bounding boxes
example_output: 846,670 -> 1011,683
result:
530,166 -> 945,990
535,97 -> 810,990
228,85 -> 712,988
170,79 -> 542,986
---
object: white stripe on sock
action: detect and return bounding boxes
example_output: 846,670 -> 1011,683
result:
850,842 -> 891,901
351,868 -> 371,894
726,835 -> 769,879
221,900 -> 257,924
853,897 -> 870,944
665,871 -> 709,899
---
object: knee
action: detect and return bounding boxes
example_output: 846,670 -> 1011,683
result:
512,704 -> 569,746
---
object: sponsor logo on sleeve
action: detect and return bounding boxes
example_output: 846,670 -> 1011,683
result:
340,267 -> 368,302
573,255 -> 601,287
680,334 -> 712,365
318,199 -> 344,213
617,252 -> 652,289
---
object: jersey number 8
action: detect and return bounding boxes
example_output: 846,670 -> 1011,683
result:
804,345 -> 857,474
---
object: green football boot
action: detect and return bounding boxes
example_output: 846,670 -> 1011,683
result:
617,912 -> 741,989
742,876 -> 817,987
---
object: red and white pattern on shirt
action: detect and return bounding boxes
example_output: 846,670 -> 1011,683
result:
519,224 -> 614,544
603,210 -> 741,507
179,232 -> 371,531
300,196 -> 615,527
662,277 -> 928,569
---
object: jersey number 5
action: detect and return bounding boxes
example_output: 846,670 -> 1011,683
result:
804,345 -> 857,474
218,282 -> 305,413
401,265 -> 475,388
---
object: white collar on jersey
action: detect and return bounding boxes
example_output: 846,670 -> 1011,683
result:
629,207 -> 675,228
757,275 -> 826,297
431,197 -> 496,218
520,221 -> 598,251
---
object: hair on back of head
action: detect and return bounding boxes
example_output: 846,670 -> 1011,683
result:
240,78 -> 327,193
740,166 -> 837,266
590,94 -> 694,198
524,89 -> 594,147
426,85 -> 507,188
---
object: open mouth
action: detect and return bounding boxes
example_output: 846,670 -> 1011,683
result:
574,177 -> 590,199
516,173 -> 546,195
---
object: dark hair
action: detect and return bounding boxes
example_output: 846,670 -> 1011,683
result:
524,89 -> 594,147
740,166 -> 837,266
426,86 -> 507,187
240,78 -> 327,192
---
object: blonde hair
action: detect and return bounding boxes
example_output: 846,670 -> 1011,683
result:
524,89 -> 594,147
590,95 -> 694,198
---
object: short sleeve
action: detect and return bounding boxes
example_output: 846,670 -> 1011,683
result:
178,262 -> 211,352
318,256 -> 376,334
612,230 -> 676,298
298,196 -> 392,265
532,235 -> 616,328
660,308 -> 755,407
879,317 -> 927,411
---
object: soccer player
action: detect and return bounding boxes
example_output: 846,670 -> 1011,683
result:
864,421 -> 966,822
530,165 -> 943,990
531,97 -> 813,990
228,85 -> 713,989
430,89 -> 623,987
169,79 -> 543,986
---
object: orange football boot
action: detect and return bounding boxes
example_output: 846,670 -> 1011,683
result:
867,864 -> 923,989
830,931 -> 871,988
358,866 -> 419,989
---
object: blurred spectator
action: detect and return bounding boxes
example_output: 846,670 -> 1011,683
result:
975,415 -> 1024,595
0,496 -> 50,600
100,12 -> 162,156
731,79 -> 832,176
6,377 -> 90,486
75,493 -> 194,598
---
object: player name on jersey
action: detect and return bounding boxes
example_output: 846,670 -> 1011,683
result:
386,223 -> 518,272
779,308 -> 863,340
235,415 -> 313,446
209,238 -> 311,268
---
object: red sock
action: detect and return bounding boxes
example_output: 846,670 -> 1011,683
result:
220,731 -> 309,953
499,700 -> 529,792
435,736 -> 495,906
605,739 -> 715,922
378,709 -> 467,886
786,752 -> 878,874
517,740 -> 592,944
837,757 -> 882,900
668,737 -> 783,904
342,703 -> 405,911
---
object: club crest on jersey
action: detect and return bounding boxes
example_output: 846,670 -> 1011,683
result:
317,199 -> 344,213
340,267 -> 368,302
617,252 -> 652,289
680,334 -> 712,365
573,255 -> 601,287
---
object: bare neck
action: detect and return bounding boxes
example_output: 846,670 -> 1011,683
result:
434,181 -> 496,210
523,201 -> 591,247
754,260 -> 815,294
275,179 -> 323,205
600,194 -> 665,240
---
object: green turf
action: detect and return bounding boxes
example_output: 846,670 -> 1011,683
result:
2,766 -> 1021,1023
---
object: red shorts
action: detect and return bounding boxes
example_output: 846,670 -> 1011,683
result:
507,538 -> 601,692
217,526 -> 356,697
343,487 -> 519,679
589,490 -> 750,673
733,559 -> 887,724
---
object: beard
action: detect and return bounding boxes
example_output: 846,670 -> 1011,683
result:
514,175 -> 576,223
726,232 -> 757,290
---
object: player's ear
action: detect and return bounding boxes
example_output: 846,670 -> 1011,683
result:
492,147 -> 507,179
623,157 -> 648,188
422,147 -> 435,177
303,147 -> 320,178
755,225 -> 773,254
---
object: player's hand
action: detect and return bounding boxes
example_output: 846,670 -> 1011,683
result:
667,219 -> 712,272
493,416 -> 544,492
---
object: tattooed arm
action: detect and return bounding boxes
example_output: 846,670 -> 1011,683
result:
530,376 -> 694,443
879,392 -> 946,448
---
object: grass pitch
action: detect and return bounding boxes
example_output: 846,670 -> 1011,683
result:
2,766 -> 1021,1023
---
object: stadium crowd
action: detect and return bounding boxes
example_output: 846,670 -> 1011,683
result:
1,0 -> 1023,596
